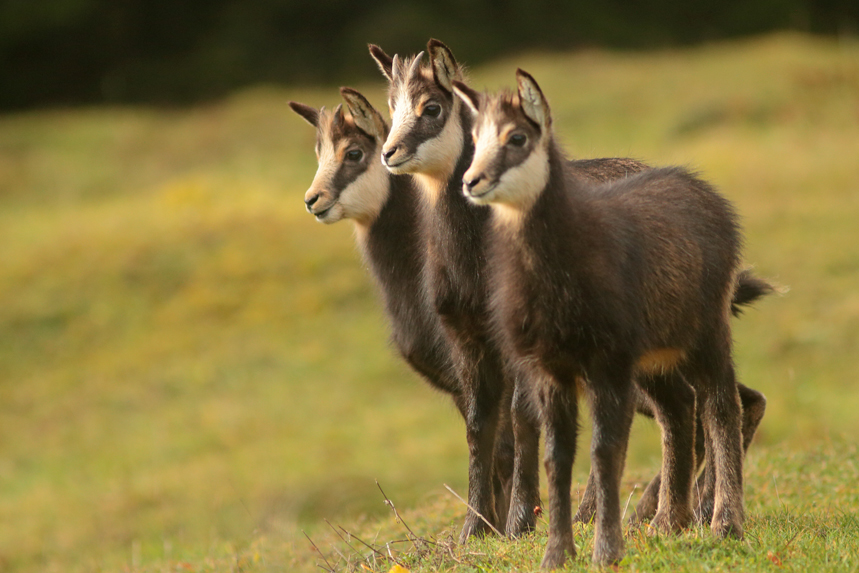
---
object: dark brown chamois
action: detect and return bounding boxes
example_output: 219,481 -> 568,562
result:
371,39 -> 770,543
454,70 -> 754,567
289,90 -> 522,517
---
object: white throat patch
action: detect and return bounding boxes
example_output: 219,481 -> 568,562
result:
339,149 -> 391,225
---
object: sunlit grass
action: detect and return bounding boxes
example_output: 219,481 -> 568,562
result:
0,33 -> 857,571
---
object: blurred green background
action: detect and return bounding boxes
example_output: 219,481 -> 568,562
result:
1,0 -> 858,109
1,3 -> 858,572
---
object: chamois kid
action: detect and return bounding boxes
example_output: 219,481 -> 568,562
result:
454,70 -> 750,567
288,90 -> 521,521
370,40 -> 769,542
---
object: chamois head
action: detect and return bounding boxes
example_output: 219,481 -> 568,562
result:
369,39 -> 465,178
288,89 -> 390,225
454,69 -> 552,212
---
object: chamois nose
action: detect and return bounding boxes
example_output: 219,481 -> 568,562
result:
382,146 -> 398,164
464,174 -> 483,193
305,192 -> 320,210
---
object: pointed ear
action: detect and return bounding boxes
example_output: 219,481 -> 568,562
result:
428,38 -> 459,93
288,101 -> 319,127
340,87 -> 388,140
452,81 -> 480,117
368,44 -> 394,82
515,68 -> 551,130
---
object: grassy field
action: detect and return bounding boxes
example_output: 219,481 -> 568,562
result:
0,33 -> 857,572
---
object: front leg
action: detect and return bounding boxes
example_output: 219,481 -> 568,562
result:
539,383 -> 579,569
589,362 -> 636,566
506,372 -> 542,537
455,342 -> 506,542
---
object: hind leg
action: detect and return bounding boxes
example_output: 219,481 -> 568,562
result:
586,361 -> 636,566
695,382 -> 765,524
493,404 -> 515,534
633,371 -> 697,534
690,337 -> 745,539
581,385 -> 657,525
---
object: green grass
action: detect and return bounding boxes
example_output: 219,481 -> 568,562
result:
0,32 -> 858,571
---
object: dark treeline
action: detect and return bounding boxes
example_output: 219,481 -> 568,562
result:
1,0 -> 857,110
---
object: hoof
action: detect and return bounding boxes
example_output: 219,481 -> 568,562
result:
711,508 -> 744,540
540,533 -> 576,569
458,511 -> 498,544
506,502 -> 537,538
630,489 -> 659,524
648,509 -> 690,536
592,542 -> 624,567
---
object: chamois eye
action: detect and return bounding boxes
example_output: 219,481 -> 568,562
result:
509,133 -> 527,147
346,149 -> 363,161
424,104 -> 441,118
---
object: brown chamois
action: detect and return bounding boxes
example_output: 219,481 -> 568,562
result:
453,70 -> 755,567
288,90 -> 520,518
370,39 -> 770,542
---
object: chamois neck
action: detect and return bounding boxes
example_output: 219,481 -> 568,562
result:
355,173 -> 423,290
352,176 -> 392,243
492,137 -> 570,231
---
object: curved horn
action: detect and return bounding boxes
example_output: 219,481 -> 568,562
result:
332,103 -> 344,127
391,54 -> 401,83
408,51 -> 425,81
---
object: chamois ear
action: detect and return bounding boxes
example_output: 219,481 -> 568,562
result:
515,68 -> 551,130
288,101 -> 319,128
340,87 -> 388,140
452,81 -> 480,117
368,44 -> 394,81
428,38 -> 459,93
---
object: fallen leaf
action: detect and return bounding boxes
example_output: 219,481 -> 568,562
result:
767,550 -> 783,566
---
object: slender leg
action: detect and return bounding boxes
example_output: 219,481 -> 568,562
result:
580,385 -> 653,525
506,373 -> 542,537
493,396 -> 515,533
635,372 -> 697,534
539,383 -> 579,569
456,341 -> 506,542
589,365 -> 636,566
572,472 -> 598,525
695,382 -> 764,523
692,337 -> 745,539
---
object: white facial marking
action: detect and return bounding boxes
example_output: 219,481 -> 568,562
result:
383,80 -> 418,171
308,130 -> 389,225
466,115 -> 549,223
383,72 -> 464,188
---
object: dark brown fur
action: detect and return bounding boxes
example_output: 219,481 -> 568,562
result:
372,39 -> 717,542
460,71 -> 752,567
375,42 -> 770,551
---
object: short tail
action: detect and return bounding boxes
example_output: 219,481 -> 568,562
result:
731,268 -> 778,317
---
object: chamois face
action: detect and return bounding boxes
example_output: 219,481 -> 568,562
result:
288,94 -> 390,225
373,41 -> 464,181
455,70 -> 552,213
